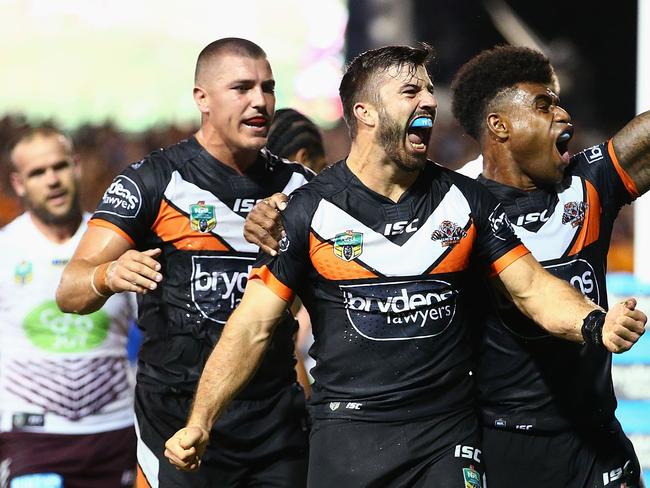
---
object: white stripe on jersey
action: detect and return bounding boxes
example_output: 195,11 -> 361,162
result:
513,176 -> 585,261
164,170 -> 309,252
311,185 -> 472,276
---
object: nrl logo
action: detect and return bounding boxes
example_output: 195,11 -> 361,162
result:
329,402 -> 340,411
561,201 -> 588,227
190,201 -> 216,233
333,230 -> 363,262
431,220 -> 467,247
462,466 -> 482,488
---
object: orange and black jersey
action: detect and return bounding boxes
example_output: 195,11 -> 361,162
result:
476,140 -> 639,431
90,137 -> 313,397
251,160 -> 527,421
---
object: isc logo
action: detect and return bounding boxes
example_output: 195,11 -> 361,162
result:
454,444 -> 481,463
515,210 -> 550,226
602,467 -> 623,485
233,198 -> 262,213
384,219 -> 419,236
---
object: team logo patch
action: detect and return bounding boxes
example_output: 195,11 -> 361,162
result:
333,230 -> 363,261
15,260 -> 32,285
463,466 -> 482,488
329,402 -> 340,411
562,201 -> 588,227
279,235 -> 291,252
431,220 -> 467,247
96,175 -> 142,218
190,201 -> 216,233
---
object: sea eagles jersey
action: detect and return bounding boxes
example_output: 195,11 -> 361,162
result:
251,160 -> 528,421
476,140 -> 638,431
0,213 -> 135,435
89,137 -> 312,398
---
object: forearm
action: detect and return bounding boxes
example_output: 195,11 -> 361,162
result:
511,271 -> 601,342
186,308 -> 276,430
56,259 -> 113,314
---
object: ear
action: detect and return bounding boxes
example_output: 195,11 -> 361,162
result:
293,147 -> 310,165
486,112 -> 509,142
193,86 -> 209,114
10,172 -> 25,198
353,102 -> 377,129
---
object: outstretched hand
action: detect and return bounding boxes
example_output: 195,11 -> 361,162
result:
243,193 -> 288,256
602,298 -> 647,353
164,425 -> 210,471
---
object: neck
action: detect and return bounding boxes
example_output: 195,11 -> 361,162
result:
29,212 -> 81,244
195,128 -> 258,174
481,143 -> 538,192
346,137 -> 420,203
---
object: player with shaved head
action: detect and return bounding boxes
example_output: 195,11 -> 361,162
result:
57,38 -> 312,487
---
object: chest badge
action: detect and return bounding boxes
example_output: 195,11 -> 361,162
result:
15,260 -> 33,285
333,230 -> 363,261
562,201 -> 588,227
190,201 -> 216,233
431,220 -> 467,247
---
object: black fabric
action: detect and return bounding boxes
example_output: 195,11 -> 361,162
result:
134,383 -> 309,488
482,421 -> 641,488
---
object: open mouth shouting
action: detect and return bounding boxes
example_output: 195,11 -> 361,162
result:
407,114 -> 434,153
243,115 -> 269,133
556,126 -> 574,164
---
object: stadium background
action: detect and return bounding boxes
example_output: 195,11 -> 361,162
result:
0,0 -> 648,482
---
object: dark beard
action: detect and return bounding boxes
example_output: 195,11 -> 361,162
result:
28,192 -> 83,226
376,109 -> 426,172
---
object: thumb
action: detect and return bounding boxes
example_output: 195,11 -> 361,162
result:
624,297 -> 637,311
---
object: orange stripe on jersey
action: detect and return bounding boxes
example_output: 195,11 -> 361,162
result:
489,244 -> 530,276
309,232 -> 378,280
429,223 -> 476,274
136,464 -> 152,488
88,218 -> 136,246
250,265 -> 294,302
153,200 -> 229,251
568,180 -> 602,256
608,139 -> 639,198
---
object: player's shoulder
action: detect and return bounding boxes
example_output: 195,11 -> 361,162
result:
0,212 -> 32,242
127,136 -> 203,179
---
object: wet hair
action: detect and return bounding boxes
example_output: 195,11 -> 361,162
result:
266,109 -> 324,162
451,45 -> 555,140
339,44 -> 434,137
195,37 -> 267,84
8,126 -> 73,170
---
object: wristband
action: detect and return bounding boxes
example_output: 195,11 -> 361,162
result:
581,309 -> 606,345
90,265 -> 108,298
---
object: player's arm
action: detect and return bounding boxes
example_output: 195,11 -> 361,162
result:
495,253 -> 646,352
164,279 -> 290,471
612,109 -> 650,195
56,225 -> 162,314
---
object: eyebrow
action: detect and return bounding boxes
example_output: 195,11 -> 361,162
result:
402,82 -> 434,92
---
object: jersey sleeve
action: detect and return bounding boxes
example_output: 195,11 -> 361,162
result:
249,188 -> 315,302
88,157 -> 164,247
571,140 -> 638,208
468,182 -> 530,276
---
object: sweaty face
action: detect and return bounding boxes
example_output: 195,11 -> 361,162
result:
503,82 -> 573,188
375,64 -> 437,172
197,54 -> 276,155
10,135 -> 81,225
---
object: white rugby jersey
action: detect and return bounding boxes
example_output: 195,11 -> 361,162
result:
0,213 -> 136,434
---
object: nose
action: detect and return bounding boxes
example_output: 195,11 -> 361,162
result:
420,91 -> 438,112
45,167 -> 61,187
250,86 -> 269,111
554,104 -> 571,125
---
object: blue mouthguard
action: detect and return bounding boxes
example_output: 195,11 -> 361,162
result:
410,116 -> 433,128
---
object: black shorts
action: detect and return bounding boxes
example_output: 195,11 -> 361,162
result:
482,420 -> 641,488
135,383 -> 309,488
307,408 -> 483,488
0,427 -> 136,488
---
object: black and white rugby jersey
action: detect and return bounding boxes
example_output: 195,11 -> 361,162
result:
251,160 -> 527,421
475,140 -> 639,431
90,136 -> 313,397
